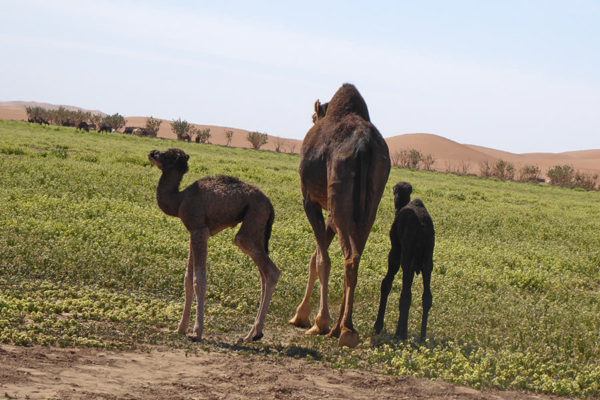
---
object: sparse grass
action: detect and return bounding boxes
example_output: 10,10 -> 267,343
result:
1,120 -> 599,397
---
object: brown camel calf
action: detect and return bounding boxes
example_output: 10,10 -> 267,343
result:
149,148 -> 280,342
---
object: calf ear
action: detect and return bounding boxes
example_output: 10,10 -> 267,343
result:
314,99 -> 321,114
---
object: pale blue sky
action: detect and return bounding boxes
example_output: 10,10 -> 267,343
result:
1,0 -> 598,153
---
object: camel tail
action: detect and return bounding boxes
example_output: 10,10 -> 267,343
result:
264,202 -> 275,254
353,142 -> 372,227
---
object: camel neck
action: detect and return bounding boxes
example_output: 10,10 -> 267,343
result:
156,169 -> 185,217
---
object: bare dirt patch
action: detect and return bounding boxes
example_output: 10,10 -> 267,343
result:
0,344 -> 567,400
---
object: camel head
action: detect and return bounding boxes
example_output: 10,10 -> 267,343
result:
312,100 -> 328,123
148,148 -> 189,173
393,182 -> 412,210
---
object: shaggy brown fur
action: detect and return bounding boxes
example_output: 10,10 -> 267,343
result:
148,148 -> 280,342
374,182 -> 435,340
289,84 -> 391,348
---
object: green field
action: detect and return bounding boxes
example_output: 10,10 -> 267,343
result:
1,119 -> 599,397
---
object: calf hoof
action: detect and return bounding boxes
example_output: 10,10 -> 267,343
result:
395,328 -> 408,341
189,334 -> 202,343
338,328 -> 360,348
373,321 -> 384,334
252,332 -> 264,341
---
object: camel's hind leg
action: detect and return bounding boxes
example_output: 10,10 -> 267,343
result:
396,267 -> 415,340
420,258 -> 433,341
234,207 -> 280,342
329,230 -> 365,348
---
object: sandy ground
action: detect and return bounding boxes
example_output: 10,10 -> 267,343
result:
0,344 -> 567,400
1,102 -> 599,178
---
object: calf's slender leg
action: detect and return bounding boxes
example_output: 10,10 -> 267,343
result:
396,268 -> 415,340
374,244 -> 401,334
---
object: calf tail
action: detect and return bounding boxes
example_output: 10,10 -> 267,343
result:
264,202 -> 275,254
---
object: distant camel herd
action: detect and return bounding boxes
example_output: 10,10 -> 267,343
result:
148,84 -> 435,348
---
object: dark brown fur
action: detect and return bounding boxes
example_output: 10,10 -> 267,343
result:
148,148 -> 279,342
289,84 -> 391,347
374,182 -> 435,340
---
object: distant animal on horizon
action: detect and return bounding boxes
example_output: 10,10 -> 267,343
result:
28,117 -> 49,125
77,121 -> 90,132
289,83 -> 391,348
374,181 -> 435,341
148,148 -> 280,342
98,125 -> 111,133
132,127 -> 147,136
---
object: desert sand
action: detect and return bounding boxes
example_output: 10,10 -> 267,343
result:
0,344 -> 565,400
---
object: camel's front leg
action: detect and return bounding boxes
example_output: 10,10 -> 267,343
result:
374,244 -> 401,334
177,247 -> 194,334
289,249 -> 318,328
190,228 -> 209,341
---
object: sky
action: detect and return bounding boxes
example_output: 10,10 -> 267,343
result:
1,0 -> 598,153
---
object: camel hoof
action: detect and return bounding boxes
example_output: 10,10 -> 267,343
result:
289,315 -> 311,329
338,329 -> 360,348
305,324 -> 329,336
327,326 -> 341,339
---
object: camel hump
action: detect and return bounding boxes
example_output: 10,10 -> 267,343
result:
326,83 -> 370,121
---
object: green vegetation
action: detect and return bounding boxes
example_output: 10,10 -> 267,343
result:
1,120 -> 599,397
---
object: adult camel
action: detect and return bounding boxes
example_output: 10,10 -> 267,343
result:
289,83 -> 391,347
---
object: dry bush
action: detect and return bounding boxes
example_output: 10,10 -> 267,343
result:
548,165 -> 598,190
195,128 -> 211,144
492,159 -> 515,180
479,160 -> 492,177
391,151 -> 402,167
145,116 -> 162,137
458,160 -> 471,175
247,131 -> 268,150
274,137 -> 284,153
519,165 -> 541,182
574,172 -> 598,190
224,130 -> 234,146
421,154 -> 435,171
171,118 -> 192,141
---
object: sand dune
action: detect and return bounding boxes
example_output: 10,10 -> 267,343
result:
2,101 -> 598,178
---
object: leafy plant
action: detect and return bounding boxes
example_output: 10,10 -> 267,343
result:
171,118 -> 192,141
145,116 -> 162,137
247,131 -> 268,150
